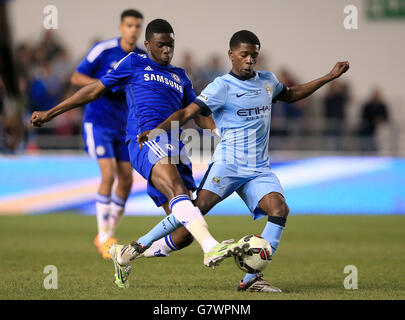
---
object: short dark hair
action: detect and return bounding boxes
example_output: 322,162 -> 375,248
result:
120,9 -> 143,21
145,19 -> 174,41
229,30 -> 261,49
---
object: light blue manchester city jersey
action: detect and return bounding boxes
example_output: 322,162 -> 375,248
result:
195,71 -> 285,168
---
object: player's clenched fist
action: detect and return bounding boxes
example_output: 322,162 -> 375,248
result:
30,111 -> 50,127
328,61 -> 350,80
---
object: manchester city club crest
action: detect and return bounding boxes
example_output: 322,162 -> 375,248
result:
212,176 -> 221,184
265,85 -> 272,97
171,73 -> 181,83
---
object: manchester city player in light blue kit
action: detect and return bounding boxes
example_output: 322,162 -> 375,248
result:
31,20 -> 250,289
71,9 -> 146,259
137,30 -> 349,292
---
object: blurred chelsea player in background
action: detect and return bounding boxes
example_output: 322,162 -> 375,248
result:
70,9 -> 145,259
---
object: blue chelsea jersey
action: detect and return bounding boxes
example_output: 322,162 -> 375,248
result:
76,38 -> 146,131
100,52 -> 197,141
195,71 -> 285,168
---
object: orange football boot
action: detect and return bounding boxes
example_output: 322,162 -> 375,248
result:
100,237 -> 118,259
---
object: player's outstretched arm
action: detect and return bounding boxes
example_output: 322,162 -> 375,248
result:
137,103 -> 202,148
278,61 -> 350,103
71,71 -> 98,87
31,80 -> 107,127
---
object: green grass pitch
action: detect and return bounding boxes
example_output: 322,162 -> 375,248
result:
0,214 -> 404,300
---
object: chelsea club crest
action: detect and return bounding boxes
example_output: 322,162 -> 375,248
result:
171,73 -> 181,83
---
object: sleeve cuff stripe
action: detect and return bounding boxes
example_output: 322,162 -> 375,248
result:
194,98 -> 207,108
274,84 -> 286,99
194,99 -> 212,116
99,78 -> 108,87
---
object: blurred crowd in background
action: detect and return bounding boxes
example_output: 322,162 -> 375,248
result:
0,31 -> 393,155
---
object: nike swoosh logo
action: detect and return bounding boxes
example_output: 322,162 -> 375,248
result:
167,217 -> 175,228
236,92 -> 248,98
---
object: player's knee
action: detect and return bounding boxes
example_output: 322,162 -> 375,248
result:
269,201 -> 289,218
194,198 -> 210,215
100,172 -> 115,188
118,174 -> 133,191
166,178 -> 188,199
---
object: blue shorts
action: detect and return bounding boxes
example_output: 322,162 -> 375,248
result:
82,122 -> 129,162
127,133 -> 196,207
198,162 -> 285,220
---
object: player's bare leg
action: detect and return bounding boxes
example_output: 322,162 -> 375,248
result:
110,157 -> 248,270
141,188 -> 249,258
148,159 -> 249,266
238,192 -> 289,292
145,159 -> 223,262
140,188 -> 249,260
194,190 -> 251,259
97,158 -> 117,195
194,189 -> 222,215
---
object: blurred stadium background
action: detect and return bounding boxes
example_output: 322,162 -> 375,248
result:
0,0 -> 404,217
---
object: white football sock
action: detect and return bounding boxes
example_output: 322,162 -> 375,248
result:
95,194 -> 111,245
201,237 -> 220,253
142,235 -> 177,258
107,203 -> 124,238
107,193 -> 126,238
169,195 -> 218,253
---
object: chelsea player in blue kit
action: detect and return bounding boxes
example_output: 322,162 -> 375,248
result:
137,30 -> 350,292
70,10 -> 145,259
31,20 -> 250,288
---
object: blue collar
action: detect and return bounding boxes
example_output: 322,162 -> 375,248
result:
229,71 -> 256,81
